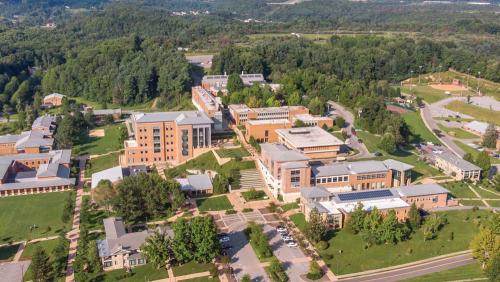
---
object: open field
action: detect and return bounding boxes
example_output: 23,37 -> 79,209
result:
74,123 -> 124,156
172,261 -> 213,276
403,262 -> 485,282
436,124 -> 478,139
403,111 -> 441,144
454,141 -> 500,164
442,182 -> 477,198
0,192 -> 72,243
445,100 -> 499,126
89,263 -> 168,281
459,199 -> 485,206
290,213 -> 306,232
196,196 -> 233,212
84,152 -> 121,177
215,147 -> 250,158
319,210 -> 492,275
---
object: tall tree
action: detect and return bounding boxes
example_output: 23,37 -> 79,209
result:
171,218 -> 193,264
470,227 -> 500,269
190,217 -> 221,263
407,202 -> 421,230
87,240 -> 102,273
475,151 -> 491,178
345,203 -> 366,234
305,208 -> 327,243
141,231 -> 172,269
31,246 -> 53,282
379,132 -> 397,154
482,124 -> 497,149
227,73 -> 244,93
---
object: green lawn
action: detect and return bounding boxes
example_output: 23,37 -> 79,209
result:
172,261 -> 213,276
401,85 -> 449,104
459,200 -> 485,206
90,263 -> 169,281
290,213 -> 306,232
436,124 -> 478,139
446,101 -> 499,126
0,244 -> 20,261
242,190 -> 268,201
181,276 -> 220,282
84,152 -> 121,177
442,182 -> 476,198
403,111 -> 441,144
454,141 -> 500,164
433,116 -> 474,123
216,147 -> 250,158
403,262 -> 485,282
473,186 -> 500,199
486,200 -> 500,208
356,131 -> 380,153
196,196 -> 233,212
0,192 -> 73,243
281,202 -> 299,212
22,238 -> 66,281
320,210 -> 491,275
0,122 -> 20,135
74,123 -> 125,156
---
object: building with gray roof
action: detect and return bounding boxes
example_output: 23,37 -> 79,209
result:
176,174 -> 213,195
91,165 -> 147,189
433,152 -> 481,181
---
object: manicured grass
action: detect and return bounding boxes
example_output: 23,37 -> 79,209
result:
459,200 -> 485,206
242,190 -> 268,201
433,116 -> 474,123
401,85 -> 449,104
166,151 -> 256,178
290,213 -> 306,232
446,101 -> 499,126
74,123 -> 125,156
454,141 -> 500,164
0,244 -> 20,261
172,261 -> 213,276
442,182 -> 476,198
84,152 -> 120,177
356,131 -> 380,153
215,147 -> 250,158
196,196 -> 233,212
436,124 -> 478,139
0,192 -> 72,243
91,263 -> 169,281
403,111 -> 441,144
319,210 -> 492,275
403,262 -> 485,282
181,276 -> 220,282
281,202 -> 299,212
473,186 -> 500,199
486,200 -> 500,208
22,238 -> 66,282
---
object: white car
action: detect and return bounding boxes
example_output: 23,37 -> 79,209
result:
282,235 -> 293,241
219,236 -> 230,243
286,240 -> 298,247
276,226 -> 287,233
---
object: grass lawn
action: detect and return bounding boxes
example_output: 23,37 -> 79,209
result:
84,152 -> 120,177
242,190 -> 268,201
215,147 -> 250,158
281,202 -> 299,212
0,244 -> 20,261
403,262 -> 485,282
436,124 -> 478,139
172,261 -> 212,276
442,182 -> 476,198
446,101 -> 499,126
403,111 -> 441,144
356,131 -> 380,153
0,122 -> 20,135
459,200 -> 485,206
74,123 -> 125,156
166,151 -> 255,178
320,210 -> 491,275
433,116 -> 474,123
473,186 -> 500,199
290,213 -> 306,232
181,276 -> 220,282
0,192 -> 72,243
486,200 -> 500,207
454,141 -> 500,164
401,85 -> 449,104
22,238 -> 65,281
90,263 -> 169,281
196,196 -> 233,212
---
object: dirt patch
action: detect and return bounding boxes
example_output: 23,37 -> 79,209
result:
386,105 -> 409,114
89,129 -> 105,137
430,84 -> 468,91
258,208 -> 273,214
264,214 -> 280,222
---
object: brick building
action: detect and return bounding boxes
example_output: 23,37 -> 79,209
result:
275,127 -> 343,159
42,93 -> 65,107
245,119 -> 292,143
191,86 -> 224,130
228,104 -> 310,126
201,74 -> 266,95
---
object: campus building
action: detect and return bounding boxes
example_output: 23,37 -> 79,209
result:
176,174 -> 213,195
123,111 -> 213,166
91,165 -> 147,189
97,217 -> 151,271
42,93 -> 65,107
432,152 -> 481,181
191,86 -> 224,130
292,114 -> 334,128
201,73 -> 266,94
258,143 -> 414,202
244,119 -> 292,143
0,115 -> 56,155
276,127 -> 343,159
228,104 -> 310,126
300,184 -> 453,229
0,150 -> 75,197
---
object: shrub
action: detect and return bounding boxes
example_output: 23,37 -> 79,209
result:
242,208 -> 253,213
315,241 -> 329,251
225,209 -> 237,215
209,263 -> 218,278
306,261 -> 323,280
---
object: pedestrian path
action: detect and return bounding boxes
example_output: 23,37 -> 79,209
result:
12,241 -> 26,262
239,169 -> 265,190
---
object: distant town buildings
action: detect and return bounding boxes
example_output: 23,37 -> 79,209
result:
123,111 -> 213,166
202,73 -> 265,95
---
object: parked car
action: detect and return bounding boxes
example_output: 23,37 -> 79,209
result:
286,240 -> 298,247
282,235 -> 293,241
219,236 -> 230,243
276,226 -> 287,233
374,151 -> 383,156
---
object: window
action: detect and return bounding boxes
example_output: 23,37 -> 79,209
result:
104,261 -> 112,267
181,129 -> 189,156
129,259 -> 136,266
138,259 -> 145,265
290,169 -> 301,187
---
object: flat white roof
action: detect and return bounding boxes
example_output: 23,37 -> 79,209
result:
333,197 -> 409,213
276,127 -> 343,148
246,119 -> 291,125
294,114 -> 331,122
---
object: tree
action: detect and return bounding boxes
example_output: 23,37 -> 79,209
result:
305,208 -> 327,243
213,174 -> 229,194
2,105 -> 11,122
87,240 -> 102,273
463,152 -> 474,163
241,274 -> 252,282
470,227 -> 500,269
345,203 -> 365,234
190,216 -> 221,263
31,246 -> 53,282
294,119 -> 306,127
307,260 -> 323,280
287,91 -> 301,106
379,210 -> 409,244
485,253 -> 500,282
475,151 -> 491,178
227,74 -> 244,93
482,124 -> 497,149
308,97 -> 325,116
335,116 -> 345,128
92,180 -> 116,212
407,202 -> 421,230
51,235 -> 68,278
422,213 -> 446,241
141,231 -> 172,269
378,132 -> 397,154
171,218 -> 193,264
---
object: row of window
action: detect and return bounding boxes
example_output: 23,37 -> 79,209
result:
356,173 -> 386,181
315,175 -> 349,184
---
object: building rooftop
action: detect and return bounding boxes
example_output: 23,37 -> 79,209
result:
246,119 -> 291,125
15,131 -> 54,150
382,159 -> 415,171
396,183 -> 450,197
91,165 -> 147,188
332,189 -> 399,204
260,143 -> 310,162
312,163 -> 351,177
178,174 -> 213,192
300,186 -> 331,199
32,115 -> 56,130
132,111 -> 213,125
44,93 -> 65,100
192,87 -> 220,111
202,74 -> 265,86
348,160 -> 390,174
334,197 -> 410,213
276,127 -> 343,148
98,217 -> 150,257
92,109 -> 122,116
294,114 -> 332,122
434,152 -> 481,171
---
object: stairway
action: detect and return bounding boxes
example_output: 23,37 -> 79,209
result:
239,169 -> 265,190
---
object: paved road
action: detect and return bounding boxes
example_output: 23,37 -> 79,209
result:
327,101 -> 372,159
227,225 -> 269,282
338,252 -> 474,282
263,225 -> 309,281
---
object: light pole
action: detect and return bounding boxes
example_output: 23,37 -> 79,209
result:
477,71 -> 481,94
410,70 -> 414,94
467,68 -> 471,88
438,65 -> 442,83
418,65 -> 423,84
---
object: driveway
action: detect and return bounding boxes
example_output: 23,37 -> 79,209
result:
263,225 -> 309,281
227,225 -> 269,282
327,101 -> 372,159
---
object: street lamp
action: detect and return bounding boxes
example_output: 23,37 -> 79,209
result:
418,65 -> 423,84
467,68 -> 471,88
438,65 -> 442,82
477,71 -> 481,94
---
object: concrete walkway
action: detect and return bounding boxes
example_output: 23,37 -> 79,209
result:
64,157 -> 86,282
12,242 -> 26,262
